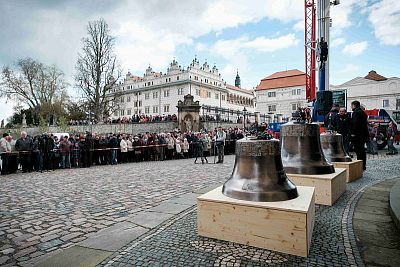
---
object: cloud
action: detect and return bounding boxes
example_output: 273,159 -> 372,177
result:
195,43 -> 206,52
331,38 -> 346,48
368,0 -> 400,45
211,33 -> 299,89
0,1 -> 305,75
0,98 -> 15,123
340,63 -> 360,73
342,41 -> 368,56
332,63 -> 361,85
330,0 -> 368,36
212,34 -> 299,58
293,20 -> 304,32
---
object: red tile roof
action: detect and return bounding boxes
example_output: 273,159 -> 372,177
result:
364,70 -> 387,81
256,69 -> 306,91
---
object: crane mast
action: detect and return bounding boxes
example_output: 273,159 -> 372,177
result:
304,0 -> 316,101
305,0 -> 340,121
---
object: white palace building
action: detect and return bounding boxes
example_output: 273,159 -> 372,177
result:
109,57 -> 255,119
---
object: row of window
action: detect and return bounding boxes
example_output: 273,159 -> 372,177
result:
266,89 -> 303,98
267,103 -> 302,113
115,105 -> 170,116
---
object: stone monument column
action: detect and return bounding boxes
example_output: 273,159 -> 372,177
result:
177,94 -> 201,132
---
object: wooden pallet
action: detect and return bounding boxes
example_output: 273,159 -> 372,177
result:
287,168 -> 346,206
333,160 -> 363,183
197,186 -> 315,257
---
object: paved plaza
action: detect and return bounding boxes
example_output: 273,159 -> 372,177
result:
1,149 -> 400,266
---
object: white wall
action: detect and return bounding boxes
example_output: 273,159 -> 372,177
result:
110,65 -> 255,118
331,78 -> 400,111
256,85 -> 307,118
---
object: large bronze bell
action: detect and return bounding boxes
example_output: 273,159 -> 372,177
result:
280,122 -> 335,175
320,132 -> 352,162
222,137 -> 298,202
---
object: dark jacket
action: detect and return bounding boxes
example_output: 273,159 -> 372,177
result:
108,137 -> 119,148
324,110 -> 339,131
336,114 -> 351,136
351,107 -> 369,142
15,137 -> 33,151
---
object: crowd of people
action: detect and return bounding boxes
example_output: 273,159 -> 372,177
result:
67,114 -> 252,126
0,127 -> 246,175
324,101 -> 398,170
2,100 -> 398,175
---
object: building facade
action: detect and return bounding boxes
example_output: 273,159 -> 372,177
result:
255,69 -> 307,119
108,58 -> 255,119
331,71 -> 400,111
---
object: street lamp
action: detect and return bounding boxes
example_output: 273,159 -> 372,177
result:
242,106 -> 247,130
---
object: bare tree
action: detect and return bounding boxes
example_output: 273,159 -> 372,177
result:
0,58 -> 68,120
75,18 -> 122,122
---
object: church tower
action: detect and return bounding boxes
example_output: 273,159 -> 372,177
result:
235,70 -> 241,88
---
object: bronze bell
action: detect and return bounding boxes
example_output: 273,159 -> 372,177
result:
280,121 -> 335,175
222,137 -> 298,202
320,132 -> 352,162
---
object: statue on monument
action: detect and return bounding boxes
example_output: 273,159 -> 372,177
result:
184,117 -> 193,132
1,119 -> 4,128
22,113 -> 27,127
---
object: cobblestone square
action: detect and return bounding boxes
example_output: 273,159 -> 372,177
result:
1,151 -> 400,266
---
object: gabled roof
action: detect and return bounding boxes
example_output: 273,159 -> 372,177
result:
256,69 -> 306,91
365,70 -> 387,81
335,71 -> 392,87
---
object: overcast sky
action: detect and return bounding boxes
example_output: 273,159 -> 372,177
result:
1,0 -> 399,123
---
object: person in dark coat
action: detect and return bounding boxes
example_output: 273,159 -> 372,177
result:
108,134 -> 119,165
98,135 -> 108,164
336,108 -> 351,154
386,121 -> 398,155
324,104 -> 339,131
40,133 -> 54,171
31,136 -> 41,172
15,131 -> 33,172
85,133 -> 94,167
79,135 -> 88,167
350,101 -> 369,170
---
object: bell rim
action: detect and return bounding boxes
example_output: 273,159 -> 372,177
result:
328,157 -> 352,162
283,165 -> 335,175
222,186 -> 299,202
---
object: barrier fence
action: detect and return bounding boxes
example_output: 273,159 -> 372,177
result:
0,140 -> 238,173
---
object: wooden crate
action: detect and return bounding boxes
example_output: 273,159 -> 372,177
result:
287,168 -> 346,206
197,186 -> 315,257
333,160 -> 363,183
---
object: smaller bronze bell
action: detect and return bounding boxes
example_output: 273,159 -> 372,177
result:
222,137 -> 298,202
280,121 -> 335,175
320,132 -> 352,162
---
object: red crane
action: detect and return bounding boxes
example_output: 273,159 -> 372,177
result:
304,0 -> 316,101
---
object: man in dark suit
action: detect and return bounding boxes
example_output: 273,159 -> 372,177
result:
350,101 -> 369,170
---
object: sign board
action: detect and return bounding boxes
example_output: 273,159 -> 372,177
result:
332,89 -> 347,108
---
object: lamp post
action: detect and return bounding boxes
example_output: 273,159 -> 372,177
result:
242,106 -> 247,131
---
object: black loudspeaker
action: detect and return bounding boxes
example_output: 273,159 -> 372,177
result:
315,91 -> 333,114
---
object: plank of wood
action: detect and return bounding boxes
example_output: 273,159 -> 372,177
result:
334,160 -> 363,182
287,168 -> 346,206
197,186 -> 315,257
197,186 -> 314,213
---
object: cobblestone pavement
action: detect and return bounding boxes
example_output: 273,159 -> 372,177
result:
98,155 -> 400,267
1,149 -> 400,267
0,157 -> 232,266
